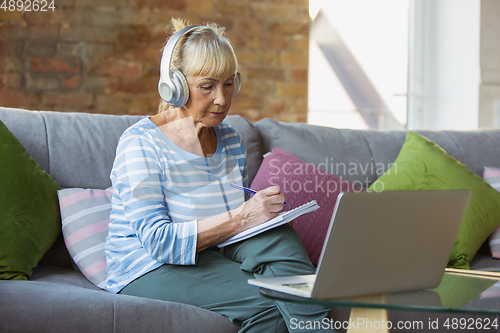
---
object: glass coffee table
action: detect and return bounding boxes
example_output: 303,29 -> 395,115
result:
259,270 -> 500,332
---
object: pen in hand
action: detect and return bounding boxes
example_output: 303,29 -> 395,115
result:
229,183 -> 286,204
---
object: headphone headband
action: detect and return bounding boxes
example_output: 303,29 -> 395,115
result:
158,26 -> 199,107
158,25 -> 241,108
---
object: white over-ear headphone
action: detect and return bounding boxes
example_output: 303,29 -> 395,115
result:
158,25 -> 241,108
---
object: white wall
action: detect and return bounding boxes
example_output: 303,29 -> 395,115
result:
408,0 -> 480,130
479,0 -> 500,128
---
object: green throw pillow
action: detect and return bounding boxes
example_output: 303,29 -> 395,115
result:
368,131 -> 500,270
0,120 -> 61,280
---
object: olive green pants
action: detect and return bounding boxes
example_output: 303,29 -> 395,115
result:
120,225 -> 334,332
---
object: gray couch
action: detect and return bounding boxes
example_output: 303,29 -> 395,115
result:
1,106 -> 500,332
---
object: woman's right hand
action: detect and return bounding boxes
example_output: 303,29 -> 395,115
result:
234,186 -> 285,231
196,186 -> 285,252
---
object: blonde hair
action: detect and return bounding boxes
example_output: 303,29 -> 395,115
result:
158,18 -> 238,113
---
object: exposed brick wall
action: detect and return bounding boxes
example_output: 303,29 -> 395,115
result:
0,0 -> 309,122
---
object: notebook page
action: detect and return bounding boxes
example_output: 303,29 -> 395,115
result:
217,200 -> 319,247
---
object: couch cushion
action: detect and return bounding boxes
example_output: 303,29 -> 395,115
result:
254,118 -> 500,189
0,108 -> 144,189
58,187 -> 113,289
414,130 -> 500,179
42,111 -> 144,189
0,119 -> 61,280
0,279 -> 239,333
1,110 -> 260,190
224,115 -> 262,185
31,264 -> 102,290
0,107 -> 49,172
369,132 -> 500,269
254,118 -> 394,189
251,148 -> 360,266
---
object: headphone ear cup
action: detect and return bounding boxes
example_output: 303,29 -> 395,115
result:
170,69 -> 190,108
233,71 -> 241,98
158,80 -> 174,103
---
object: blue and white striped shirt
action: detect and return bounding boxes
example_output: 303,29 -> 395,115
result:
105,118 -> 248,293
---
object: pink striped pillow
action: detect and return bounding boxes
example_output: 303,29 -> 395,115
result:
57,187 -> 113,289
484,167 -> 500,259
484,167 -> 500,191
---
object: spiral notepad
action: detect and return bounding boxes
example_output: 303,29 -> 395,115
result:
217,200 -> 320,247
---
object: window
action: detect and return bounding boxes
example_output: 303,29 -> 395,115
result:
308,0 -> 410,130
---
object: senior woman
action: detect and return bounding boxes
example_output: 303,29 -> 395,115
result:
105,19 -> 334,332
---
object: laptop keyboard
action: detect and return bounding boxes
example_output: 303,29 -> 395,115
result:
283,282 -> 313,292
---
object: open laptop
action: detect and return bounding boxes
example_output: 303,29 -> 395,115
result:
248,190 -> 471,299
